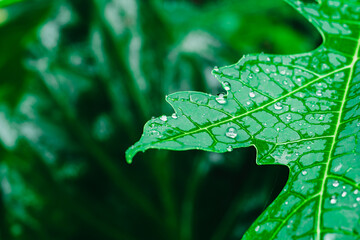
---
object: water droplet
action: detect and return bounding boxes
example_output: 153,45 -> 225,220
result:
248,73 -> 254,79
255,225 -> 260,232
296,78 -> 302,82
265,68 -> 270,73
249,92 -> 256,98
353,203 -> 358,208
214,66 -> 219,72
330,196 -> 337,204
172,113 -> 178,119
283,80 -> 288,85
227,146 -> 233,152
286,114 -> 292,121
302,170 -> 308,176
274,102 -> 283,110
285,201 -> 288,205
226,127 -> 237,139
319,115 -> 325,121
266,57 -> 270,61
354,189 -> 359,195
356,197 -> 360,202
333,181 -> 339,187
341,191 -> 347,197
280,70 -> 286,75
160,115 -> 168,122
254,67 -> 260,73
316,90 -> 322,97
306,146 -> 311,150
216,94 -> 227,104
357,122 -> 360,127
246,101 -> 251,105
299,93 -> 305,98
223,82 -> 231,91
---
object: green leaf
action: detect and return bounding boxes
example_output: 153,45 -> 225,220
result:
127,0 -> 360,239
0,0 -> 23,8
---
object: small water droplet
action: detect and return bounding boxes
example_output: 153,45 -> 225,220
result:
341,191 -> 347,197
255,225 -> 260,232
285,201 -> 288,205
353,203 -> 358,208
160,115 -> 168,122
172,113 -> 178,119
274,102 -> 283,110
265,68 -> 270,73
266,57 -> 270,61
248,73 -> 254,79
316,90 -> 322,97
280,70 -> 286,75
214,66 -> 219,72
302,170 -> 308,176
246,101 -> 251,105
299,93 -> 305,98
254,67 -> 260,73
319,115 -> 325,121
330,196 -> 337,204
354,189 -> 359,195
223,82 -> 231,91
357,122 -> 360,127
306,146 -> 311,150
226,127 -> 237,139
249,92 -> 256,98
216,94 -> 227,104
356,197 -> 360,202
333,181 -> 339,187
283,80 -> 288,85
227,146 -> 233,152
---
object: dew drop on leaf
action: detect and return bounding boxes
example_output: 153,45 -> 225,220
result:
333,181 -> 339,187
255,225 -> 260,232
216,93 -> 227,104
356,197 -> 360,202
302,170 -> 308,176
341,191 -> 347,197
274,102 -> 283,110
227,145 -> 233,152
172,113 -> 178,119
249,92 -> 255,98
354,189 -> 359,195
330,196 -> 337,204
160,115 -> 168,122
226,127 -> 237,139
316,90 -> 323,97
223,82 -> 231,91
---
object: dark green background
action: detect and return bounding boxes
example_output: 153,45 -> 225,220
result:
0,0 -> 320,239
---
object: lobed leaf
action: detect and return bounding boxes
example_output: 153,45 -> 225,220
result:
127,0 -> 360,239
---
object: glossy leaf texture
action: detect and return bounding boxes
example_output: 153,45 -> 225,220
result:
126,0 -> 360,239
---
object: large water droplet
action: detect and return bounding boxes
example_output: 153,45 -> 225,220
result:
226,127 -> 237,139
249,92 -> 255,98
216,94 -> 227,104
274,102 -> 283,110
223,82 -> 231,91
160,115 -> 168,122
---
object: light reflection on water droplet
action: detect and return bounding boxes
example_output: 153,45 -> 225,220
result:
249,92 -> 255,98
330,196 -> 337,204
172,113 -> 178,119
333,181 -> 339,187
302,170 -> 307,176
341,191 -> 347,197
160,115 -> 168,121
255,225 -> 260,232
226,127 -> 237,139
216,94 -> 227,104
316,90 -> 323,97
223,82 -> 231,91
354,189 -> 359,195
227,146 -> 233,152
274,102 -> 283,110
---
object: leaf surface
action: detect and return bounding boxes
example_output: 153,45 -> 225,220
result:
126,0 -> 360,239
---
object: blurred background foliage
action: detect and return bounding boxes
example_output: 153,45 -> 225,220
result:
0,0 -> 320,239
